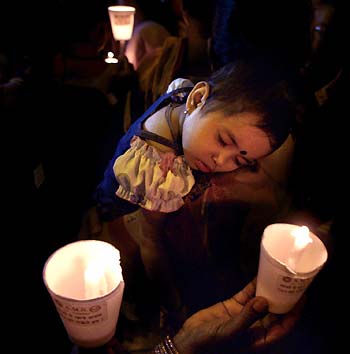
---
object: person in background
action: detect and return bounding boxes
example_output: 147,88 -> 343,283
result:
119,0 -> 173,70
51,0 -> 124,102
211,0 -> 312,75
115,0 -> 175,133
287,0 -> 347,244
286,2 -> 347,351
124,0 -> 216,127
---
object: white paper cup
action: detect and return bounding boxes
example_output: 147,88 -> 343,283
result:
256,223 -> 328,314
43,240 -> 124,348
108,5 -> 135,41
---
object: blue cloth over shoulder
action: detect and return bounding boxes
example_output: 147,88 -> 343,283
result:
94,87 -> 192,221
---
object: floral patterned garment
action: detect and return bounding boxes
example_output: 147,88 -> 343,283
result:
113,136 -> 195,212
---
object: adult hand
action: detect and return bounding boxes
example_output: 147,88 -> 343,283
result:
173,278 -> 305,354
113,55 -> 135,78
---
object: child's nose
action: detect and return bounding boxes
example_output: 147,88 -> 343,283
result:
214,151 -> 232,167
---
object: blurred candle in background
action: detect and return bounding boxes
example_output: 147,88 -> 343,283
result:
104,51 -> 119,64
108,5 -> 135,56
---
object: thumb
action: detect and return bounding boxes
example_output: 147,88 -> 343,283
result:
223,297 -> 268,337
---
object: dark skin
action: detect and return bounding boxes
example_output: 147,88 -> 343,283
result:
75,278 -> 304,354
172,278 -> 305,354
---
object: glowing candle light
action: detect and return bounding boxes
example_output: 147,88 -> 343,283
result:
104,51 -> 119,64
287,225 -> 313,272
256,223 -> 328,314
43,240 -> 124,348
84,260 -> 108,299
108,5 -> 135,56
108,6 -> 135,41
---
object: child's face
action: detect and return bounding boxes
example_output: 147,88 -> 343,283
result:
182,108 -> 272,173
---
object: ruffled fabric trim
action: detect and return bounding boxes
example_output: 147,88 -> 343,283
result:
113,136 -> 195,212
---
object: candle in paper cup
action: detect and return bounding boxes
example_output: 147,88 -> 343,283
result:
43,240 -> 124,348
256,223 -> 328,314
108,5 -> 135,41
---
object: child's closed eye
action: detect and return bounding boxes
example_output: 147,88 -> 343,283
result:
218,134 -> 228,146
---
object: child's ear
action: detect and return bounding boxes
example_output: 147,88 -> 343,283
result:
186,81 -> 210,113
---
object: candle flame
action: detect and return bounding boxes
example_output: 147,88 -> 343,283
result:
291,225 -> 313,250
84,260 -> 109,298
84,261 -> 105,285
107,51 -> 114,58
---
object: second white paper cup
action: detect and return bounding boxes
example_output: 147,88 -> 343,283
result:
256,223 -> 328,314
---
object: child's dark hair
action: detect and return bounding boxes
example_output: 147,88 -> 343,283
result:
204,57 -> 298,150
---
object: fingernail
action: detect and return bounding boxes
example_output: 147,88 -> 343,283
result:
253,297 -> 268,313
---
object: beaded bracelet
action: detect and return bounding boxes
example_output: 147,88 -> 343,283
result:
154,335 -> 179,354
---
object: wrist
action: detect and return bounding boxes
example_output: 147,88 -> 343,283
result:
154,335 -> 181,354
172,330 -> 193,354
